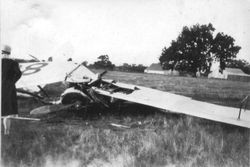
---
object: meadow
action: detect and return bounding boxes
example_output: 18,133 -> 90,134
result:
1,71 -> 250,167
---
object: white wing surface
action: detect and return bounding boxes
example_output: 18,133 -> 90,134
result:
17,61 -> 97,89
95,81 -> 250,128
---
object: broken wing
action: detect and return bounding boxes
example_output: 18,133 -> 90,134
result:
94,80 -> 250,128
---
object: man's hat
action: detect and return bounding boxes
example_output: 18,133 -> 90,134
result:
1,45 -> 11,55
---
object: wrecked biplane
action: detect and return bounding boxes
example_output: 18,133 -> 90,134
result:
17,61 -> 250,128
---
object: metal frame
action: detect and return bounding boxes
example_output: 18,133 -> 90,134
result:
238,95 -> 249,120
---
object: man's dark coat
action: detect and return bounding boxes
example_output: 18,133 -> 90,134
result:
2,58 -> 22,116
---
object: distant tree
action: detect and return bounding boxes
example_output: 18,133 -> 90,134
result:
48,57 -> 53,62
130,64 -> 147,72
116,63 -> 147,73
160,24 -> 215,75
82,61 -> 88,66
227,59 -> 250,74
98,55 -> 109,64
227,59 -> 248,69
243,65 -> 250,75
135,64 -> 147,72
159,23 -> 241,76
93,55 -> 115,70
119,63 -> 131,72
212,33 -> 241,71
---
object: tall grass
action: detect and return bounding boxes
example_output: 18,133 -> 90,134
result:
2,110 -> 249,167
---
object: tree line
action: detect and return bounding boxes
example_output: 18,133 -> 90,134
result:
159,23 -> 248,76
85,23 -> 250,75
87,55 -> 147,73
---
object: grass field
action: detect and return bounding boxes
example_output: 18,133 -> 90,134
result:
1,71 -> 250,167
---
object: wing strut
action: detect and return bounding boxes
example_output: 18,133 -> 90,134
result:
64,61 -> 85,81
238,95 -> 249,120
28,54 -> 40,62
37,85 -> 49,98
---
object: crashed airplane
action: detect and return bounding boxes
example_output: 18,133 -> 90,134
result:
16,61 -> 250,128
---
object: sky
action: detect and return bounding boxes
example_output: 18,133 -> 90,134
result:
1,0 -> 250,66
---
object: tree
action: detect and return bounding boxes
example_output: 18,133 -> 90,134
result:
212,33 -> 241,71
82,61 -> 88,66
227,59 -> 248,69
243,65 -> 250,75
227,59 -> 250,74
116,63 -> 147,73
93,55 -> 115,70
159,23 -> 241,76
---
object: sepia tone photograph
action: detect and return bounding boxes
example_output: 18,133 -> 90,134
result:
1,0 -> 250,166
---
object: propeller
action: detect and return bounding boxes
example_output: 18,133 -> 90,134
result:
30,103 -> 81,116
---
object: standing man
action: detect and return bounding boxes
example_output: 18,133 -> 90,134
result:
1,45 -> 22,135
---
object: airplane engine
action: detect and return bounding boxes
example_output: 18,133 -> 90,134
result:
61,87 -> 91,106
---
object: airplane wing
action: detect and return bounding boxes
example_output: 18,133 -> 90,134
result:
94,80 -> 250,128
17,61 -> 97,90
